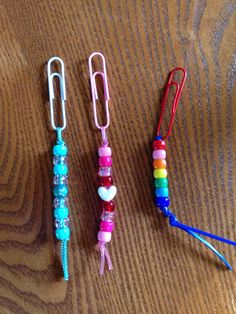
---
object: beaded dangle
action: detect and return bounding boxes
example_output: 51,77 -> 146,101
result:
47,57 -> 70,280
89,52 -> 117,275
153,68 -> 236,269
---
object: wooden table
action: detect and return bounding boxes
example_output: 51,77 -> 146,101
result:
0,1 -> 235,313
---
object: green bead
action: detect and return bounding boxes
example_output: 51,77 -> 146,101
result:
154,178 -> 168,188
54,207 -> 69,219
53,164 -> 68,175
53,185 -> 68,197
55,227 -> 70,240
53,144 -> 68,156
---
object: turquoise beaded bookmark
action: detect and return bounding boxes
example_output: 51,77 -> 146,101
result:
47,57 -> 70,281
153,67 -> 236,269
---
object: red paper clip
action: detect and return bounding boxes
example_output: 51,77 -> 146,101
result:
157,67 -> 187,140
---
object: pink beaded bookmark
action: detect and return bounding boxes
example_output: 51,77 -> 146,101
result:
89,52 -> 117,275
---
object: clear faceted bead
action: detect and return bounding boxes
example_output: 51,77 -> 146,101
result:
53,175 -> 68,185
53,156 -> 68,165
53,197 -> 69,208
100,211 -> 116,222
55,217 -> 70,229
98,167 -> 112,177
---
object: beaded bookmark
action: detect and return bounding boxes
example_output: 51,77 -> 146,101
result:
153,67 -> 236,269
47,57 -> 70,280
89,52 -> 117,274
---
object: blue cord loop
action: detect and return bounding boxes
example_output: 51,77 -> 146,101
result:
56,128 -> 64,143
159,206 -> 236,270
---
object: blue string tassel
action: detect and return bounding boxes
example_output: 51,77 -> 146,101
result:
161,207 -> 236,270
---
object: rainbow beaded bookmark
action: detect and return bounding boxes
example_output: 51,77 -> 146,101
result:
89,52 -> 117,275
47,57 -> 70,280
153,67 -> 236,269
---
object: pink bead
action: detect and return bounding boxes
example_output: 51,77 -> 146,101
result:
152,149 -> 166,160
97,231 -> 112,242
99,156 -> 112,167
98,146 -> 112,157
100,221 -> 114,232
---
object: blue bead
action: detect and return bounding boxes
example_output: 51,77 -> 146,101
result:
53,184 -> 68,197
155,187 -> 169,197
53,144 -> 68,156
54,207 -> 69,219
55,227 -> 70,240
53,164 -> 68,175
155,197 -> 170,208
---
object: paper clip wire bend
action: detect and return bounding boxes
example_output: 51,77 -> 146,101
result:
89,52 -> 110,144
157,67 -> 187,140
47,56 -> 67,131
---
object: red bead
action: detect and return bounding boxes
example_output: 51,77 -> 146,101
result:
152,140 -> 166,150
100,200 -> 115,212
98,175 -> 113,186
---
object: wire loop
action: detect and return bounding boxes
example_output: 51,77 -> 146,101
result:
157,67 -> 187,140
89,52 -> 110,144
47,56 -> 67,131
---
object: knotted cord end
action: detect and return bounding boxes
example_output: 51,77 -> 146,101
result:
159,206 -> 234,270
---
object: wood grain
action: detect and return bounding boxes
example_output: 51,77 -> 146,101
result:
0,0 -> 235,313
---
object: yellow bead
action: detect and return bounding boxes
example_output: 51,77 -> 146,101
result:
153,169 -> 167,178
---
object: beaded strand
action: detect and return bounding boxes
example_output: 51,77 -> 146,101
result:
153,137 -> 169,211
53,131 -> 70,280
97,144 -> 117,274
88,51 -> 117,274
47,57 -> 70,280
153,67 -> 236,270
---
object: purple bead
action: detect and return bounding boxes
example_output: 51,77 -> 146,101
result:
53,156 -> 68,165
54,175 -> 68,185
55,217 -> 70,229
98,167 -> 112,177
100,211 -> 116,222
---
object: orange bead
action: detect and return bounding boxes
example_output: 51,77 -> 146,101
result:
153,159 -> 167,169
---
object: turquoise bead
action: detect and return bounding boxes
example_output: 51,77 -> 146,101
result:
155,187 -> 169,197
53,184 -> 68,197
55,227 -> 70,240
54,207 -> 69,219
53,144 -> 68,156
53,164 -> 68,175
154,178 -> 168,188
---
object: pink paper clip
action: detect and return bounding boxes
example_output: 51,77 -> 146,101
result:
89,52 -> 110,145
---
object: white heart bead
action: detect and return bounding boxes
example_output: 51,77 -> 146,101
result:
98,185 -> 117,201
